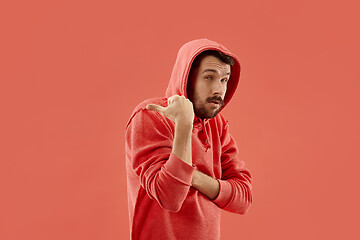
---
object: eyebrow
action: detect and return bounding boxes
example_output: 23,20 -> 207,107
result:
202,69 -> 230,75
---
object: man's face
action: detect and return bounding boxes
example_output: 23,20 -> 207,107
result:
187,55 -> 231,119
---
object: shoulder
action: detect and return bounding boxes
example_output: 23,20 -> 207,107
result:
126,97 -> 168,129
133,97 -> 167,112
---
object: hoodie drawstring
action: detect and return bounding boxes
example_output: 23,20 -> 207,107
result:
201,120 -> 211,152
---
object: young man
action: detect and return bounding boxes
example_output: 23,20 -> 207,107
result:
125,39 -> 252,240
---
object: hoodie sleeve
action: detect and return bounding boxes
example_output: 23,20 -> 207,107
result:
212,121 -> 252,214
126,108 -> 197,212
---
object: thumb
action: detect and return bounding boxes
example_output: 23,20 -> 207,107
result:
146,104 -> 166,114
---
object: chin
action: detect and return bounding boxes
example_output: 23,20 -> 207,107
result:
199,111 -> 219,119
195,106 -> 222,119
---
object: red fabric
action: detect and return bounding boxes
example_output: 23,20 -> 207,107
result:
125,39 -> 252,240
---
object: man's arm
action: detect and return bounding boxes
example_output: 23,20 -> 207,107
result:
125,95 -> 193,212
149,95 -> 222,201
145,95 -> 252,214
172,121 -> 193,166
191,170 -> 220,200
147,95 -> 195,166
126,108 -> 195,213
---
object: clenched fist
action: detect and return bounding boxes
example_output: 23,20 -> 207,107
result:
146,95 -> 194,125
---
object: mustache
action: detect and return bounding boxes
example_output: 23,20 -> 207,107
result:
207,96 -> 224,105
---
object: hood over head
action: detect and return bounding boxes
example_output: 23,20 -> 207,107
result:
165,38 -> 241,116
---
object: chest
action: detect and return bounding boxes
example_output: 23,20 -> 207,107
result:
191,124 -> 223,179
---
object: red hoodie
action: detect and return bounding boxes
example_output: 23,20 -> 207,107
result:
125,39 -> 252,240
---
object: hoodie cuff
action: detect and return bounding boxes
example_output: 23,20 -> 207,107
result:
212,179 -> 232,208
163,153 -> 197,186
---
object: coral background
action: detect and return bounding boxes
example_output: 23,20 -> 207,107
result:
1,0 -> 359,239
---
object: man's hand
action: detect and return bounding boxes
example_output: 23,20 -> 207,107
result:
146,95 -> 194,125
147,95 -> 194,165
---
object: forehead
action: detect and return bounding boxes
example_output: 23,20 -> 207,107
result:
198,55 -> 231,73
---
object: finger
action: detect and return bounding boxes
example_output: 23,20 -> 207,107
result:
167,95 -> 176,105
167,95 -> 179,105
146,104 -> 166,114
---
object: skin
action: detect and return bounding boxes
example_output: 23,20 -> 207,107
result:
146,54 -> 231,200
187,55 -> 231,119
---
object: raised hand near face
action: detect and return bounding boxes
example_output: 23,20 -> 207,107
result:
146,95 -> 194,126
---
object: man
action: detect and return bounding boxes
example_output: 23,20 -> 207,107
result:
125,39 -> 252,240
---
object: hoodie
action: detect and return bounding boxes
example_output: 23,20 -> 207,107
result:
125,39 -> 252,240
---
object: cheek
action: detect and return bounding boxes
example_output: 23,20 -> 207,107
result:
197,80 -> 209,93
196,86 -> 208,99
223,85 -> 227,95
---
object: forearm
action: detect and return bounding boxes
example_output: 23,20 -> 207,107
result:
171,122 -> 193,165
191,169 -> 220,200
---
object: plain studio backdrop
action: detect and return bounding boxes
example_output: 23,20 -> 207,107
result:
0,0 -> 359,239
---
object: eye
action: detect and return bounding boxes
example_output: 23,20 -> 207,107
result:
221,78 -> 229,83
204,76 -> 212,80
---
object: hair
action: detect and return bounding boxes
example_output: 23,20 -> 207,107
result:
189,50 -> 235,71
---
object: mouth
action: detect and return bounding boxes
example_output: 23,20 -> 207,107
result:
208,100 -> 220,107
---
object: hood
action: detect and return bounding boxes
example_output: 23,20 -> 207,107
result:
165,38 -> 241,115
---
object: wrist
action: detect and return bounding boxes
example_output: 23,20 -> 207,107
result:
175,119 -> 193,130
172,120 -> 193,165
191,170 -> 199,187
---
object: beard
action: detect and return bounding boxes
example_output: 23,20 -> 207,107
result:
191,92 -> 224,119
